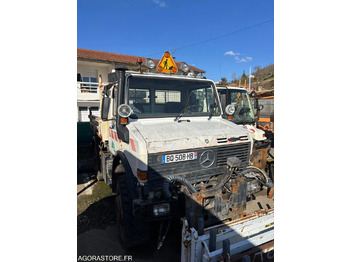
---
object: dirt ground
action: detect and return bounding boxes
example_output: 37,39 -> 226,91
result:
77,158 -> 181,262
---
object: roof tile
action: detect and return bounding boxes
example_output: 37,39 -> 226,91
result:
77,48 -> 205,73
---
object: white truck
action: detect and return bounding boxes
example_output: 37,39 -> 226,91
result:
90,53 -> 274,261
216,85 -> 272,174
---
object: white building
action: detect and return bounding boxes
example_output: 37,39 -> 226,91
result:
77,48 -> 205,122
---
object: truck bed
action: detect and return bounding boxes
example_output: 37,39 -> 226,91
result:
181,187 -> 274,262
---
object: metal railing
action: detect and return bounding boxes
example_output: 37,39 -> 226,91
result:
77,81 -> 99,94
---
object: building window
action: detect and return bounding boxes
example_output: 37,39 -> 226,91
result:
155,90 -> 181,104
80,70 -> 98,93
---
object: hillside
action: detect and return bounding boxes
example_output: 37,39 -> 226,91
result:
251,64 -> 274,90
229,64 -> 274,91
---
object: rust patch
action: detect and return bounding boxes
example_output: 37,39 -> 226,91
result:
267,187 -> 274,199
232,182 -> 240,192
189,177 -> 247,222
250,148 -> 268,169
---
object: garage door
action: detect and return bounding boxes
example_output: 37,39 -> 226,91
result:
90,107 -> 100,117
78,107 -> 89,122
77,106 -> 100,122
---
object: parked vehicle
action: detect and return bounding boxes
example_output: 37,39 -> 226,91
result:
216,86 -> 271,172
253,89 -> 274,147
89,52 -> 274,260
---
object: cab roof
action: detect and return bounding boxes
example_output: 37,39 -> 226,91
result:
216,85 -> 248,91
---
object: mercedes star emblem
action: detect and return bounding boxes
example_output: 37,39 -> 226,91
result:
199,150 -> 215,168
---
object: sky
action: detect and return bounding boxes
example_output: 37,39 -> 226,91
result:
78,0 -> 274,82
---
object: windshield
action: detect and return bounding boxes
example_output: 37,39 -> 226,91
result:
127,76 -> 220,118
218,89 -> 255,124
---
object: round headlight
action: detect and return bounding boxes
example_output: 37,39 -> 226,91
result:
225,104 -> 235,115
118,104 -> 132,118
180,62 -> 189,73
146,58 -> 155,69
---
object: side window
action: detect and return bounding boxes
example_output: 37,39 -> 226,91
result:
155,90 -> 181,104
129,88 -> 150,114
129,89 -> 150,103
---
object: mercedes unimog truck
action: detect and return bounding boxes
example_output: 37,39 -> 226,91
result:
89,52 -> 274,261
216,85 -> 272,175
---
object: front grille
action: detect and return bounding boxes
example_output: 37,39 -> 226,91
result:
217,135 -> 249,144
217,143 -> 251,166
147,142 -> 251,184
217,138 -> 228,144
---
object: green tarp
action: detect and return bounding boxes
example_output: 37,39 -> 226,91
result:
77,122 -> 93,146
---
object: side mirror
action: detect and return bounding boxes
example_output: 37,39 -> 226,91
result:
220,94 -> 227,110
254,97 -> 259,109
259,105 -> 264,111
101,97 -> 111,121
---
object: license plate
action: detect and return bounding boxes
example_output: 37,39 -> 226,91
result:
162,152 -> 197,164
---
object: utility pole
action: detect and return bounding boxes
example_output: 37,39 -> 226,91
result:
249,66 -> 251,92
248,66 -> 254,93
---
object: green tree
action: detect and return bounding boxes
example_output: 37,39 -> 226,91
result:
241,70 -> 247,81
221,77 -> 228,85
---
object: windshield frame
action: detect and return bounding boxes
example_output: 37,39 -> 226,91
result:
218,87 -> 255,125
125,74 -> 222,119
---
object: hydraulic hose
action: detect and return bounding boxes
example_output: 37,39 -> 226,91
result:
240,166 -> 274,188
163,176 -> 198,199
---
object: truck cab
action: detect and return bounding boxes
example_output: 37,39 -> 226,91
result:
91,53 -> 273,253
217,85 -> 271,170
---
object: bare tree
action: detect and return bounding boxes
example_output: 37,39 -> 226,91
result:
254,65 -> 262,72
231,73 -> 236,82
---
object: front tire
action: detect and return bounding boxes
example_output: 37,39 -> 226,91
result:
115,165 -> 150,248
92,136 -> 101,177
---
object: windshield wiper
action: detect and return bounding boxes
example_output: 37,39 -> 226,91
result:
208,103 -> 217,120
208,109 -> 213,120
174,92 -> 193,122
174,112 -> 183,122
